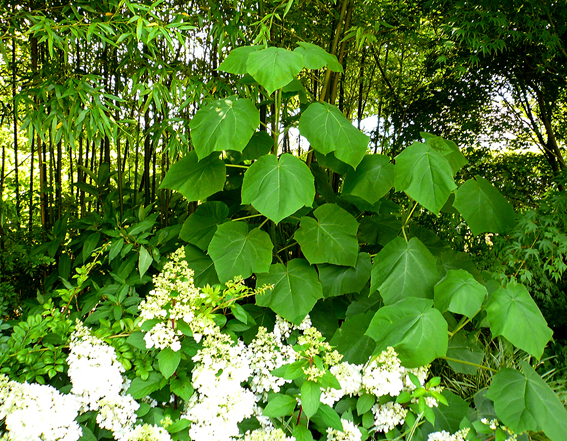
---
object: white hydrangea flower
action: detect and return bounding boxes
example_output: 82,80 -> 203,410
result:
0,374 -> 82,441
68,321 -> 127,411
246,326 -> 296,400
272,314 -> 312,341
427,428 -> 470,441
362,347 -> 404,398
96,394 -> 140,440
242,428 -> 294,441
321,362 -> 363,405
371,401 -> 407,433
123,423 -> 173,441
142,321 -> 182,352
326,419 -> 362,441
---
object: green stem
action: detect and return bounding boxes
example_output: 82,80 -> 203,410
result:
441,356 -> 497,373
225,163 -> 249,169
231,213 -> 264,222
277,242 -> 298,254
448,316 -> 471,338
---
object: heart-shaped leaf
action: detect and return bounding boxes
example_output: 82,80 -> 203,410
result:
434,269 -> 487,319
180,201 -> 229,250
246,47 -> 303,95
241,153 -> 315,223
218,45 -> 261,74
294,42 -> 342,72
343,154 -> 394,205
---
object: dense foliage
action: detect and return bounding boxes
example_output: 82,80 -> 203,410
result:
0,0 -> 566,440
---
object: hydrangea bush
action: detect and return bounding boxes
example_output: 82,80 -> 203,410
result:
0,249 -> 527,440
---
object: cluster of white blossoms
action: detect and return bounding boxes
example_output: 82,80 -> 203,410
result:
138,248 -> 217,350
479,419 -> 517,440
183,329 -> 256,441
427,428 -> 470,441
0,374 -> 82,441
321,362 -> 363,406
371,402 -> 408,432
326,419 -> 362,441
246,326 -> 296,399
242,428 -> 294,441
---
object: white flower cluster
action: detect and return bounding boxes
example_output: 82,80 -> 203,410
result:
242,428 -> 294,441
427,428 -> 470,441
480,418 -> 517,440
246,326 -> 296,399
0,374 -> 82,441
183,329 -> 256,441
321,362 -> 363,406
138,248 -> 216,350
371,402 -> 407,432
326,419 -> 362,441
122,423 -> 172,441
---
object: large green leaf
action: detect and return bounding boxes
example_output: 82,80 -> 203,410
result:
159,151 -> 225,202
180,201 -> 229,250
241,153 -> 315,223
184,244 -> 219,287
453,176 -> 516,236
445,331 -> 484,375
434,269 -> 487,319
318,252 -> 371,298
371,236 -> 440,305
237,131 -> 274,162
294,203 -> 359,267
394,142 -> 457,214
421,133 -> 468,174
246,47 -> 303,95
486,361 -> 567,441
301,381 -> 321,419
207,222 -> 273,283
485,282 -> 552,359
218,45 -> 261,74
330,311 -> 376,365
299,102 -> 369,169
294,42 -> 342,72
256,259 -> 323,324
343,154 -> 394,205
365,298 -> 448,367
189,96 -> 259,160
358,213 -> 401,246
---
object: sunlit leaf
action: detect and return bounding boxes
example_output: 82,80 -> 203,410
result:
343,154 -> 394,205
246,47 -> 303,95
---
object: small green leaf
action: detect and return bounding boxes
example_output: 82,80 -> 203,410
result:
299,102 -> 369,169
486,282 -> 552,359
109,238 -> 124,261
434,269 -> 487,319
453,176 -> 516,236
159,150 -> 226,202
301,381 -> 321,419
371,236 -> 439,305
241,153 -> 315,223
294,42 -> 342,72
127,372 -> 166,399
256,259 -> 323,325
343,154 -> 394,205
246,47 -> 303,95
394,142 -> 456,214
138,245 -> 152,278
157,347 -> 181,379
189,96 -> 259,160
183,244 -> 219,287
294,204 -> 359,267
357,394 -> 376,415
316,404 -> 343,431
208,222 -> 273,283
262,393 -> 297,418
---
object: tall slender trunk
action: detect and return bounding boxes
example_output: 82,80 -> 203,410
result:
12,30 -> 20,219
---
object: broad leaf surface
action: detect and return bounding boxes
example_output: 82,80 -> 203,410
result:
422,132 -> 468,174
138,245 -> 152,278
453,176 -> 516,236
256,259 -> 323,324
160,150 -> 225,201
299,102 -> 369,169
446,331 -> 484,374
358,214 -> 401,246
394,142 -> 457,214
301,381 -> 321,418
421,390 -> 470,436
246,47 -> 303,95
262,393 -> 297,418
343,154 -> 394,204
294,203 -> 359,267
365,298 -> 448,367
371,236 -> 439,305
486,361 -> 567,441
330,311 -> 376,364
241,153 -> 315,223
486,282 -> 552,359
208,222 -> 273,283
318,252 -> 371,298
157,347 -> 181,379
183,244 -> 219,287
294,42 -> 342,71
189,96 -> 259,160
434,269 -> 487,319
180,201 -> 229,250
218,46 -> 261,74
238,131 -> 273,162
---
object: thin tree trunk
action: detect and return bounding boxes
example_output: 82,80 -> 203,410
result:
12,30 -> 20,218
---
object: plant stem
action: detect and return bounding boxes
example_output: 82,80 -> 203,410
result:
441,356 -> 498,373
